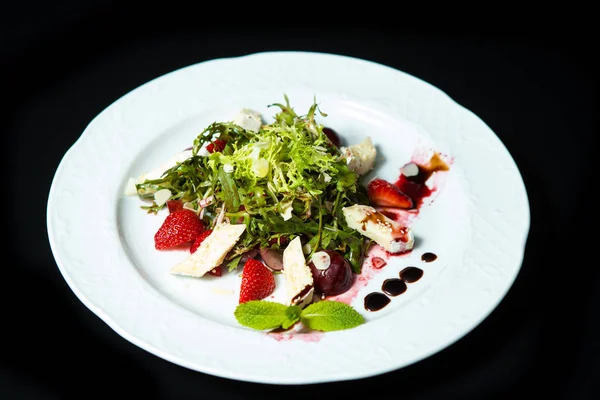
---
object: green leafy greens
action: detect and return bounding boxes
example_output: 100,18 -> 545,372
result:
234,300 -> 365,332
135,96 -> 371,272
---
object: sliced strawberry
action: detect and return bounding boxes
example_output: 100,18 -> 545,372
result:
208,265 -> 222,277
372,257 -> 387,269
190,229 -> 212,253
166,199 -> 184,213
189,230 -> 220,276
239,259 -> 276,303
206,139 -> 226,153
154,209 -> 205,250
367,178 -> 413,209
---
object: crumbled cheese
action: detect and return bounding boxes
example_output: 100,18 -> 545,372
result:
302,243 -> 312,255
233,108 -> 262,132
154,189 -> 172,206
401,162 -> 419,177
280,201 -> 293,221
340,137 -> 377,176
310,251 -> 331,270
124,178 -> 137,196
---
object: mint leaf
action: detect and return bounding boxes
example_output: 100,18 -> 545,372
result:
234,301 -> 301,331
300,301 -> 365,331
281,305 -> 302,329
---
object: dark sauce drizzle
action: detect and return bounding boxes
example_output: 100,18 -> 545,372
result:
421,252 -> 437,262
364,293 -> 390,311
364,253 -> 434,311
400,267 -> 424,283
382,279 -> 407,296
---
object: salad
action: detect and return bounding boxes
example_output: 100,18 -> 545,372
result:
126,96 -> 444,332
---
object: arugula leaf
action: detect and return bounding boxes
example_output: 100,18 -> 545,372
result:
226,255 -> 242,272
137,95 -> 374,273
217,166 -> 241,211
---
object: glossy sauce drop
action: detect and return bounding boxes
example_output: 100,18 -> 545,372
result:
364,292 -> 391,311
421,252 -> 437,262
382,279 -> 407,296
400,267 -> 424,283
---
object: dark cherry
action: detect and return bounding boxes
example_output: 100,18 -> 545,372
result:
308,250 -> 353,296
323,127 -> 341,147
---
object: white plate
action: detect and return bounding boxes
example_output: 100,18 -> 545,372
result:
47,51 -> 529,384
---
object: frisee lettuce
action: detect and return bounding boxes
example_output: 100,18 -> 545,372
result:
135,96 -> 371,272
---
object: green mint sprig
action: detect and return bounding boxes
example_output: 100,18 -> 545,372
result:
234,301 -> 301,331
234,300 -> 364,332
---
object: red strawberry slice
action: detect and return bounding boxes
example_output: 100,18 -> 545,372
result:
239,259 -> 276,303
190,229 -> 212,253
167,200 -> 184,213
367,178 -> 413,209
372,257 -> 387,269
189,229 -> 221,276
206,139 -> 226,153
154,209 -> 205,250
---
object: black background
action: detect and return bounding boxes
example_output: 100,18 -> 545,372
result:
2,3 -> 598,399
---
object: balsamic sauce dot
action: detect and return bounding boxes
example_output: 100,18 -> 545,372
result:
400,267 -> 424,283
382,279 -> 407,296
421,252 -> 437,262
364,292 -> 390,311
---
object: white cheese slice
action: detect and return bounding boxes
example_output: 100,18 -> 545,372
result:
343,205 -> 414,253
279,201 -> 293,221
339,137 -> 377,176
283,237 -> 314,307
310,251 -> 331,270
170,224 -> 246,277
233,108 -> 262,132
154,188 -> 172,207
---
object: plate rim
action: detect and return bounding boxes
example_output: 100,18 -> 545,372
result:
47,50 -> 530,384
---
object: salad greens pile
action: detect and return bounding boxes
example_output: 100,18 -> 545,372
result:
135,96 -> 371,273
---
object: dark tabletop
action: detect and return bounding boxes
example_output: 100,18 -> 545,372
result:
3,3 -> 598,399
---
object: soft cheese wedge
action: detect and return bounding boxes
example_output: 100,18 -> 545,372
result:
170,223 -> 246,277
343,205 -> 414,253
282,236 -> 314,308
339,137 -> 377,176
233,108 -> 262,132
